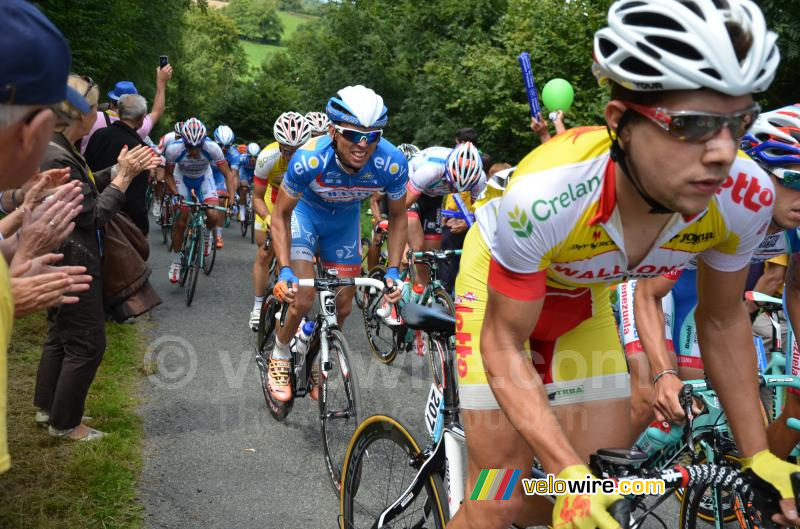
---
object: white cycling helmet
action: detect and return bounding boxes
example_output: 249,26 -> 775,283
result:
247,142 -> 261,157
326,85 -> 388,128
445,142 -> 483,192
304,111 -> 331,133
593,0 -> 779,96
181,118 -> 206,147
214,125 -> 235,147
274,111 -> 312,147
397,143 -> 420,161
174,121 -> 184,136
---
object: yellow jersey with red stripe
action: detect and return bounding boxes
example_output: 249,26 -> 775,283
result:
253,141 -> 289,230
481,127 -> 773,296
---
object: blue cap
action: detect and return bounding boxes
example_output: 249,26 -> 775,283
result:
108,81 -> 138,102
0,0 -> 89,113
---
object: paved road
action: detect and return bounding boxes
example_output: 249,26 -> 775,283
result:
138,218 -> 694,528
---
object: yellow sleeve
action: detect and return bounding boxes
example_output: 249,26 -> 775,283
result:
767,254 -> 789,267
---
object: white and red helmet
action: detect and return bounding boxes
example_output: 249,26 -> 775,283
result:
181,118 -> 206,147
445,142 -> 483,192
273,111 -> 312,147
305,111 -> 331,134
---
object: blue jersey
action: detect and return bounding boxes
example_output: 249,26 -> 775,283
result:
282,136 -> 408,210
212,145 -> 244,179
239,152 -> 257,181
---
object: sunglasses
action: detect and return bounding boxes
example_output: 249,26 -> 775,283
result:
770,167 -> 800,191
278,144 -> 298,157
334,124 -> 382,145
80,75 -> 95,99
622,101 -> 761,143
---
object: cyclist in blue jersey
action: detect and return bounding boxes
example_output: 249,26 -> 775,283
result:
235,142 -> 260,225
163,118 -> 234,283
628,105 -> 800,459
211,125 -> 239,248
269,85 -> 409,402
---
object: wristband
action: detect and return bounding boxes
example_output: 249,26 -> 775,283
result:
652,369 -> 679,385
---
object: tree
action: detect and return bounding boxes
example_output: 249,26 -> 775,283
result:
224,0 -> 284,43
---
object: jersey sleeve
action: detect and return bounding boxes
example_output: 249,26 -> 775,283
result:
487,182 -> 555,300
700,165 -> 775,272
206,142 -> 226,166
254,149 -> 280,187
163,144 -> 178,166
281,148 -> 319,198
383,158 -> 408,201
227,148 -> 241,171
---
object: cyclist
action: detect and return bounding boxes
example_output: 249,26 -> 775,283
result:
305,111 -> 330,138
449,2 -> 799,528
406,141 -> 485,285
629,105 -> 800,460
234,142 -> 260,227
248,112 -> 312,331
269,85 -> 408,402
211,125 -> 239,248
157,121 -> 184,155
163,118 -> 232,283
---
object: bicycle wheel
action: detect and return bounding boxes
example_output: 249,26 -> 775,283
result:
361,266 -> 399,364
186,235 -> 201,306
340,415 -> 447,529
160,197 -> 172,246
425,288 -> 455,389
240,207 -> 248,237
320,329 -> 362,496
178,234 -> 191,287
203,228 -> 217,276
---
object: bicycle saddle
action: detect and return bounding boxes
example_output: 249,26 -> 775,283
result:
401,302 -> 455,335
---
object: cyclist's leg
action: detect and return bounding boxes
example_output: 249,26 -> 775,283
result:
212,168 -> 227,245
171,169 -> 192,251
316,203 -> 361,325
415,195 -> 442,285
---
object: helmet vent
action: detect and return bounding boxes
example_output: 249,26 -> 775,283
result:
598,37 -> 618,58
620,56 -> 661,77
636,41 -> 661,60
645,35 -> 703,60
623,12 -> 685,32
700,67 -> 721,80
678,1 -> 704,20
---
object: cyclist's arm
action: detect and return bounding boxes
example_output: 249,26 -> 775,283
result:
271,185 -> 300,269
386,194 -> 408,270
369,192 -> 382,221
482,286 -> 583,473
634,276 -> 678,375
404,188 -> 420,209
164,164 -> 178,195
252,181 -> 269,219
745,261 -> 786,314
695,260 -> 767,456
220,161 -> 235,199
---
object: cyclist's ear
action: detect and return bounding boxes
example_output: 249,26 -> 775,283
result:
604,101 -> 627,137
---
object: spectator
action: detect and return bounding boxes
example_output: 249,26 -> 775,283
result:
79,65 -> 173,153
85,94 -> 153,235
454,127 -> 478,146
35,74 -> 156,441
0,0 -> 97,473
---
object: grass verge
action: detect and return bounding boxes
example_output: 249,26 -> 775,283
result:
0,313 -> 146,529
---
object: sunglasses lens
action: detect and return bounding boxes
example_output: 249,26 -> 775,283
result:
338,127 -> 381,144
777,170 -> 800,191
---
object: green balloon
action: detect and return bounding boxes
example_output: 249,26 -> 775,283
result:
542,78 -> 574,112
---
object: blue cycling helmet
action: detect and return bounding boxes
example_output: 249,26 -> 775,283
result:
326,85 -> 388,128
213,125 -> 235,147
742,105 -> 800,167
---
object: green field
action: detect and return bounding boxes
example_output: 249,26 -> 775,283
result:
241,10 -> 317,69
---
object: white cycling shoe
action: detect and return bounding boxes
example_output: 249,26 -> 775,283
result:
249,306 -> 261,332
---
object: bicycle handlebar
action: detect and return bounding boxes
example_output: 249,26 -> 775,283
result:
296,277 -> 385,290
181,199 -> 228,212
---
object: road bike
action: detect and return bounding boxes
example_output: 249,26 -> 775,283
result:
254,268 -> 384,495
176,199 -> 226,306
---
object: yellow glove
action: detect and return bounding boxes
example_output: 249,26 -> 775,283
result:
552,464 -> 624,529
742,450 -> 800,500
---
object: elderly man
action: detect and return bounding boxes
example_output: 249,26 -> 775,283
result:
0,0 -> 96,473
79,66 -> 172,154
85,94 -> 153,235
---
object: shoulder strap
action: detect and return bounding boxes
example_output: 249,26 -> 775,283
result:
103,111 -> 112,127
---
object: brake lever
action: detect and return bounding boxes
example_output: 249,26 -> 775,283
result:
679,384 -> 697,462
279,281 -> 291,327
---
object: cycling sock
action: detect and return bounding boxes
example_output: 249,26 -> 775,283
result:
172,253 -> 182,265
239,208 -> 245,221
254,296 -> 264,310
272,337 -> 291,361
216,227 -> 222,236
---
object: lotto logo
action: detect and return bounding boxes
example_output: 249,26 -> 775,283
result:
716,172 -> 773,212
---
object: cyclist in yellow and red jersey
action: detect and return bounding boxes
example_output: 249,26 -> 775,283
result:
446,1 -> 800,528
248,112 -> 312,330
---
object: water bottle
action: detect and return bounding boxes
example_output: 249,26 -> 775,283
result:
401,280 -> 411,303
634,420 -> 684,457
409,283 -> 424,305
294,320 -> 316,360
